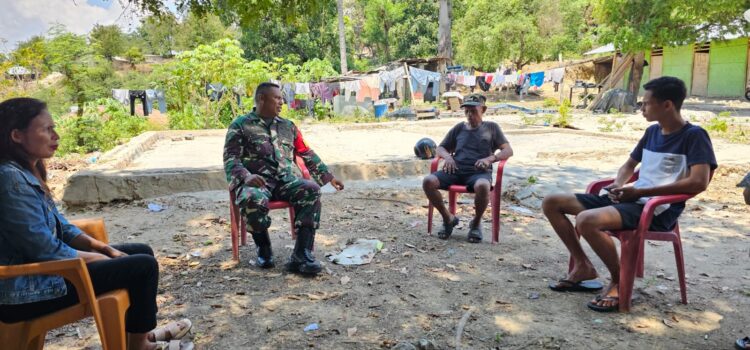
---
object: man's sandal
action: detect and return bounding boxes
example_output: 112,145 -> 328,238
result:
152,319 -> 192,342
437,217 -> 459,239
586,295 -> 619,312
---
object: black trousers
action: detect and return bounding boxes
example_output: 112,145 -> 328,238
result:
0,244 -> 159,333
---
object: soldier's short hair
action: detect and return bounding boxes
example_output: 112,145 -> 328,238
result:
255,82 -> 281,103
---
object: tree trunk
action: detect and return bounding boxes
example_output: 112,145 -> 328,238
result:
336,0 -> 348,75
437,0 -> 452,94
627,52 -> 646,106
438,0 -> 452,61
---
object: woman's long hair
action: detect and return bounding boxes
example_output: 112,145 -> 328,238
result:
0,97 -> 51,195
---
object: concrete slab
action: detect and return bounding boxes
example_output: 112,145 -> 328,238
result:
64,114 -> 737,206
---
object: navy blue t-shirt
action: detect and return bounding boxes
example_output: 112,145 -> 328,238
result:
439,121 -> 508,174
629,122 -> 717,213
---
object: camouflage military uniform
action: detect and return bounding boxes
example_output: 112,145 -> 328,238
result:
224,112 -> 333,233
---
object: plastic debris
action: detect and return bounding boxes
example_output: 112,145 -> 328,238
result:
304,323 -> 319,332
147,203 -> 165,212
328,239 -> 384,265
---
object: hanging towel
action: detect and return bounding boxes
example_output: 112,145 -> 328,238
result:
379,67 -> 405,92
295,83 -> 311,95
409,66 -> 442,94
341,80 -> 361,94
112,89 -> 129,105
463,76 -> 476,87
282,83 -> 295,106
311,83 -> 333,103
529,72 -> 545,87
492,74 -> 505,86
551,68 -> 565,84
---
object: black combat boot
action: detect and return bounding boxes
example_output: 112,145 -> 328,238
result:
251,230 -> 275,268
286,227 -> 322,275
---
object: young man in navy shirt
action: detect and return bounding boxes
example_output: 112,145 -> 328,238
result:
542,76 -> 717,312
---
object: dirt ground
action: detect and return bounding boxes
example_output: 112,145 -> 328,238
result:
40,168 -> 748,350
37,108 -> 750,350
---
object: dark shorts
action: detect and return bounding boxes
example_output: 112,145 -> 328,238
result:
432,170 -> 492,193
575,193 -> 684,232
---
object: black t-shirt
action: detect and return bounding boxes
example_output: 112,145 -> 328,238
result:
439,121 -> 508,173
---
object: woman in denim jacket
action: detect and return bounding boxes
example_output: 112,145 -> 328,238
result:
0,98 -> 193,350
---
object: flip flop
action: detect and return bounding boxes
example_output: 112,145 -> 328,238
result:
736,336 -> 750,350
467,225 -> 483,243
152,319 -> 192,342
437,217 -> 459,240
587,295 -> 619,313
155,340 -> 194,350
548,279 -> 603,292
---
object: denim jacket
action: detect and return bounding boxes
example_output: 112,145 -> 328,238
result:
0,161 -> 82,305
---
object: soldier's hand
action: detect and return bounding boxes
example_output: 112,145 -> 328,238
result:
244,174 -> 266,188
331,178 -> 345,191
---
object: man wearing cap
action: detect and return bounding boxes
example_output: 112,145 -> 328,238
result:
422,94 -> 514,243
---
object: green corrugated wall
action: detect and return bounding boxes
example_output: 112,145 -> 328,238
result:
662,45 -> 694,94
707,38 -> 748,97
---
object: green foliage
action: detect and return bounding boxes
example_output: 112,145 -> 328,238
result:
90,24 -> 126,60
57,98 -> 148,154
11,36 -> 47,74
124,47 -> 146,67
363,0 -> 406,62
594,0 -> 748,53
137,13 -> 178,56
555,98 -> 572,128
597,116 -> 624,132
704,113 -> 728,133
527,175 -> 538,184
543,97 -> 559,108
455,0 -> 596,70
175,12 -> 234,51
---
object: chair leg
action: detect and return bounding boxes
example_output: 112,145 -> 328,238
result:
229,203 -> 240,262
618,237 -> 639,312
427,203 -> 434,235
289,207 -> 296,240
98,292 -> 129,350
240,216 -> 247,246
636,239 -> 645,278
449,191 -> 457,215
28,334 -> 45,350
491,190 -> 500,244
673,240 -> 688,304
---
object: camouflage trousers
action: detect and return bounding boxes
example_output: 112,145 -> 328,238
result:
236,177 -> 322,233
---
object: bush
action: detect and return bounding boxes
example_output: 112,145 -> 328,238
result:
543,97 -> 559,108
58,98 -> 148,155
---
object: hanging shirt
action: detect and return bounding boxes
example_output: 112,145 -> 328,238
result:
379,67 -> 405,92
529,72 -> 545,87
463,76 -> 476,87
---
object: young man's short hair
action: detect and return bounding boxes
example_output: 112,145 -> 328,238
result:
643,76 -> 687,111
254,82 -> 280,103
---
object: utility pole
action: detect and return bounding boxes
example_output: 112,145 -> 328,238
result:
337,0 -> 348,75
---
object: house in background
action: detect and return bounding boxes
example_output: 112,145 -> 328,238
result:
5,66 -> 38,81
586,35 -> 750,98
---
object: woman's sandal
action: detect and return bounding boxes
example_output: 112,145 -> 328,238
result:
155,340 -> 194,350
152,319 -> 192,342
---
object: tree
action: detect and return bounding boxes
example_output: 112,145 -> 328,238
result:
90,24 -> 126,60
174,12 -> 235,51
455,0 -> 546,70
239,3 -> 339,66
45,25 -> 116,114
595,0 -> 748,98
138,13 -> 178,56
11,36 -> 47,75
362,0 -> 406,62
390,0 -> 439,59
124,46 -> 146,67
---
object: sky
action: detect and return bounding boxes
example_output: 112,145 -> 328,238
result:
0,0 -> 158,53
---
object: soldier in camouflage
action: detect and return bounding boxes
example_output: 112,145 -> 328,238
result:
224,82 -> 344,275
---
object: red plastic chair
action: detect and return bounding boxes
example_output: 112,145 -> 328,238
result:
229,156 -> 311,262
570,170 -> 712,312
426,156 -> 508,244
